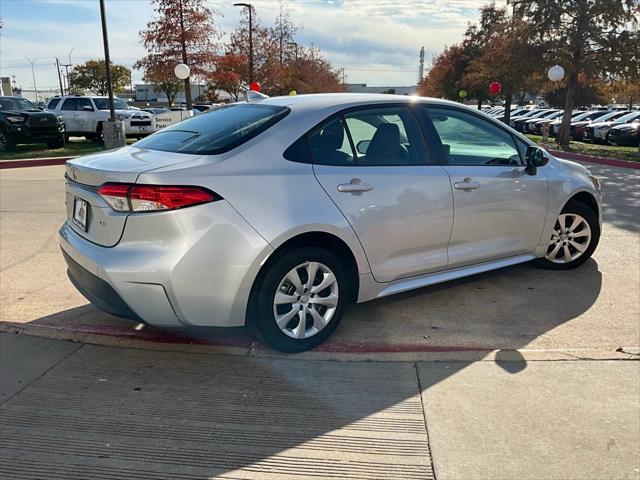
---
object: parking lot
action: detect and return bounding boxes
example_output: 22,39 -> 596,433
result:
1,161 -> 639,479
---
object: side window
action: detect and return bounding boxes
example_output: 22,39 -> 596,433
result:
47,98 -> 60,109
60,98 -> 78,111
426,107 -> 523,166
343,106 -> 427,166
76,98 -> 93,111
308,117 -> 354,166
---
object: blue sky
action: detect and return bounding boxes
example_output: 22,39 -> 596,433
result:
0,0 -> 501,92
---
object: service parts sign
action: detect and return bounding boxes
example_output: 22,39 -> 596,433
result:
154,111 -> 194,129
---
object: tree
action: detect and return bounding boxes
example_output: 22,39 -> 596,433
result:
207,54 -> 247,102
67,60 -> 131,95
135,0 -> 220,109
281,47 -> 344,94
142,62 -> 183,106
511,0 -> 640,148
418,44 -> 469,100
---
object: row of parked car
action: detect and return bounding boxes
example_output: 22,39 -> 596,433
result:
483,105 -> 640,146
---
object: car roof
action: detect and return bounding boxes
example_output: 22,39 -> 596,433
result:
260,93 -> 459,110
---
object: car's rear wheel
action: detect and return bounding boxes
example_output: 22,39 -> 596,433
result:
0,131 -> 16,152
534,200 -> 599,270
248,247 -> 348,352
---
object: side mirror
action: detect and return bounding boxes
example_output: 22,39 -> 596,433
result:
525,146 -> 548,175
356,140 -> 370,154
82,105 -> 94,112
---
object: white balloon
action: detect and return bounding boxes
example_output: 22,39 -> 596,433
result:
548,65 -> 565,82
174,63 -> 191,80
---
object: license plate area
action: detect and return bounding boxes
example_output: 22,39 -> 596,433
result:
73,197 -> 89,231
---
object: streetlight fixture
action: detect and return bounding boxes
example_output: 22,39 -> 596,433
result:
233,3 -> 253,84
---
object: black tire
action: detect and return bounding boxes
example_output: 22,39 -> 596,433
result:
533,200 -> 600,270
46,136 -> 66,149
247,247 -> 349,353
0,131 -> 16,152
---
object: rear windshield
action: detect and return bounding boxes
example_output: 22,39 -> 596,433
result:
135,103 -> 290,155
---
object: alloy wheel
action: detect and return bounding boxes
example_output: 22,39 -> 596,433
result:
273,261 -> 339,339
545,213 -> 592,264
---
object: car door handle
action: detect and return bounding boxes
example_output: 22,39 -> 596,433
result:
337,178 -> 374,194
454,178 -> 481,191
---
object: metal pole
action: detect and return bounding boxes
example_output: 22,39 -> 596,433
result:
178,0 -> 193,109
55,58 -> 65,95
248,6 -> 253,84
99,0 -> 116,122
26,57 -> 39,101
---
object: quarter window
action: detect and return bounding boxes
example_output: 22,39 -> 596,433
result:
426,107 -> 523,166
47,98 -> 60,109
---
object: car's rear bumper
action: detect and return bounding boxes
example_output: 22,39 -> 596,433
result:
62,249 -> 142,322
58,200 -> 273,328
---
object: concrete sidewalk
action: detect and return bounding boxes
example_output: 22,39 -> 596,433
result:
1,333 -> 638,479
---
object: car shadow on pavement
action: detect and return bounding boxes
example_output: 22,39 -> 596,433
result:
0,259 -> 605,478
587,163 -> 640,233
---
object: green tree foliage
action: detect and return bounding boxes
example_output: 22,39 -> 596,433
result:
67,60 -> 131,95
511,0 -> 640,147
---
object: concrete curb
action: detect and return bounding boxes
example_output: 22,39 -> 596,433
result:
550,149 -> 640,169
0,156 -> 76,169
2,321 -> 637,362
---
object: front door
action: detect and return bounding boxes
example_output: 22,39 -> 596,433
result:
422,106 -> 549,268
312,105 -> 453,283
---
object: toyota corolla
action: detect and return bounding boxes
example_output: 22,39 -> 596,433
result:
59,94 -> 602,352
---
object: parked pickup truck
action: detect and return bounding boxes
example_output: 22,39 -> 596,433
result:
46,95 -> 156,141
0,96 -> 65,152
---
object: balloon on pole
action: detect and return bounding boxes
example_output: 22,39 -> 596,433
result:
289,90 -> 297,96
489,82 -> 501,95
548,65 -> 565,82
458,89 -> 468,98
250,82 -> 261,92
174,63 -> 190,80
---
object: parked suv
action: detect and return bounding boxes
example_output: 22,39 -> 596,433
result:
47,95 -> 155,141
0,96 -> 65,152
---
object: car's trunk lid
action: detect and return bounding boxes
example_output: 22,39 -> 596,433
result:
65,146 -> 206,246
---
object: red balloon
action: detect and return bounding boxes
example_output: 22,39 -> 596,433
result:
489,81 -> 502,95
250,82 -> 261,92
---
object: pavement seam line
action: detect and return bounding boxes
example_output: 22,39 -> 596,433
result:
414,362 -> 437,480
0,339 -> 85,406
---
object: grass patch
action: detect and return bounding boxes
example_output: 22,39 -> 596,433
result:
0,138 -> 138,161
526,134 -> 640,163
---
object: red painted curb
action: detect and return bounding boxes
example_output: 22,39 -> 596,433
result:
0,156 -> 74,169
549,149 -> 640,169
4,322 -> 492,354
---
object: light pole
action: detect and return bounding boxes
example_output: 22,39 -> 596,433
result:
286,41 -> 298,61
233,3 -> 253,85
25,57 -> 39,102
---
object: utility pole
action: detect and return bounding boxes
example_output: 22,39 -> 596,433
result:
61,63 -> 72,93
26,57 -> 39,102
99,0 -> 115,122
178,0 -> 193,109
55,58 -> 65,96
418,46 -> 425,84
234,3 -> 254,84
341,68 -> 345,87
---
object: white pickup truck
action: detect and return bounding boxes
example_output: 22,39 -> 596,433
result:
46,95 -> 156,141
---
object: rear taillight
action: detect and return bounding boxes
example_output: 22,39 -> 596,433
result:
97,183 -> 220,213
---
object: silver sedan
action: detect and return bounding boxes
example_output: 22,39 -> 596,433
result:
59,94 -> 602,352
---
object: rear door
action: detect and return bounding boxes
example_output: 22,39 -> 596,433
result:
420,106 -> 548,268
75,98 -> 96,133
312,105 -> 453,283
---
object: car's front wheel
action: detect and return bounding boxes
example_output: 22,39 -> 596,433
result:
0,131 -> 16,152
534,200 -> 600,270
248,247 -> 348,352
46,136 -> 66,149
